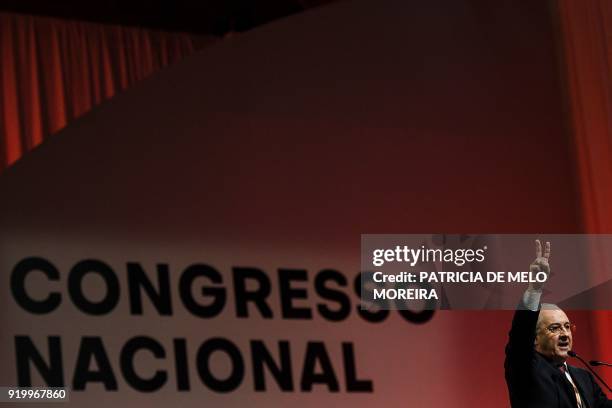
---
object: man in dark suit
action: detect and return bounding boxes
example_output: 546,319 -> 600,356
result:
505,240 -> 612,408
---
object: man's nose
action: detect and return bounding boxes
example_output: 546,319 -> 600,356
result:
559,331 -> 571,341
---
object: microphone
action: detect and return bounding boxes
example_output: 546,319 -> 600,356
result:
567,351 -> 612,393
590,360 -> 612,368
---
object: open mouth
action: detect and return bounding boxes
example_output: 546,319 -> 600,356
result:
558,342 -> 570,350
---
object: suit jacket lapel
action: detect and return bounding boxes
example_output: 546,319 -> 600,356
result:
541,357 -> 576,406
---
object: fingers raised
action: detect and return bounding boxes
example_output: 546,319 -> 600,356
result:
535,239 -> 542,258
543,241 -> 551,259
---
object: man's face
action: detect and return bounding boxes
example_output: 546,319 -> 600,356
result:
535,309 -> 573,363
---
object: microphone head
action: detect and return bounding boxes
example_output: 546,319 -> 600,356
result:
590,360 -> 602,366
568,350 -> 577,357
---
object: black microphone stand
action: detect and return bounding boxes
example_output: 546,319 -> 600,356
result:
568,351 -> 612,393
590,360 -> 612,368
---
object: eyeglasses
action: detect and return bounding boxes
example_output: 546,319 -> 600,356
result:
545,323 -> 576,335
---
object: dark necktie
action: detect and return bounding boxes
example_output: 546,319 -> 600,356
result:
559,364 -> 583,408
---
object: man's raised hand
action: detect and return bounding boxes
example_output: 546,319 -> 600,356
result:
529,239 -> 550,291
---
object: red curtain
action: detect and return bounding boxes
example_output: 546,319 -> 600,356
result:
558,0 -> 612,384
0,12 -> 211,172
